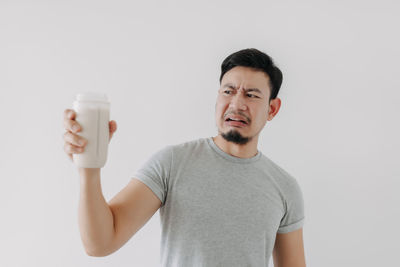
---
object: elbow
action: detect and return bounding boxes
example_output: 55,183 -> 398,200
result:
84,246 -> 112,257
82,232 -> 118,257
85,249 -> 104,257
81,235 -> 116,257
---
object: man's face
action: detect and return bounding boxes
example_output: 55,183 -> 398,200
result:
215,66 -> 274,145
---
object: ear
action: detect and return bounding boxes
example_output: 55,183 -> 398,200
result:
267,97 -> 281,121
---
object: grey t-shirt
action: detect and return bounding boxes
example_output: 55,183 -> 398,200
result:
132,137 -> 305,267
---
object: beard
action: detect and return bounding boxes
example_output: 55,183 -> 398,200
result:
221,129 -> 251,145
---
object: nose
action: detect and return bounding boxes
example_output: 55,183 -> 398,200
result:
229,90 -> 247,110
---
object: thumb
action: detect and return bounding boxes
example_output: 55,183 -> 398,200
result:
109,120 -> 117,141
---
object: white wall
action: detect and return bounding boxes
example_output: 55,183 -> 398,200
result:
1,0 -> 399,266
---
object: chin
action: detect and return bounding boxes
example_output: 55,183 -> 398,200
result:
220,129 -> 251,145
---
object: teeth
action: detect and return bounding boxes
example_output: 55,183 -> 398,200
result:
228,118 -> 245,123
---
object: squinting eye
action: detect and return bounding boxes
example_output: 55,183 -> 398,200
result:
247,94 -> 259,98
224,90 -> 232,94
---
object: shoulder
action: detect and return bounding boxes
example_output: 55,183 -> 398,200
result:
259,155 -> 303,196
150,137 -> 204,154
146,137 -> 207,165
172,137 -> 207,149
167,137 -> 208,156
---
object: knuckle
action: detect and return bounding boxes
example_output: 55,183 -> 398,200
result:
81,138 -> 87,146
63,119 -> 72,131
71,122 -> 80,132
74,136 -> 83,146
64,109 -> 72,119
70,144 -> 79,153
63,132 -> 72,142
64,109 -> 76,121
64,142 -> 77,154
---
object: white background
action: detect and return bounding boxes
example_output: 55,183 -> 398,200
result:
1,0 -> 399,266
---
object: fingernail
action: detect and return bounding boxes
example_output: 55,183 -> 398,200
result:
72,125 -> 79,132
79,139 -> 85,146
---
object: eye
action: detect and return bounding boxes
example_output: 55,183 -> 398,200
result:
224,90 -> 233,95
247,94 -> 259,98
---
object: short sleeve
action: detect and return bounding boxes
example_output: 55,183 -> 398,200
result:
277,179 -> 305,233
131,145 -> 173,207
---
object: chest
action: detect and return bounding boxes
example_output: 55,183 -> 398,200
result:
164,163 -> 285,239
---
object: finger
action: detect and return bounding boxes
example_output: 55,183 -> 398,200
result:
64,142 -> 85,155
64,119 -> 81,133
64,109 -> 76,120
63,109 -> 82,133
63,132 -> 87,147
109,120 -> 117,133
109,121 -> 117,141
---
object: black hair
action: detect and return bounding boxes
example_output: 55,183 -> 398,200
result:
219,48 -> 283,102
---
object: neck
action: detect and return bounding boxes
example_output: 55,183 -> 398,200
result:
212,134 -> 259,158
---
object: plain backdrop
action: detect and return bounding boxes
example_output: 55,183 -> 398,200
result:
1,0 -> 399,266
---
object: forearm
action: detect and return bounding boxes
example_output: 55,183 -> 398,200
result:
78,168 -> 114,256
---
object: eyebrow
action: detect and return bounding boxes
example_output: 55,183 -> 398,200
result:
222,83 -> 263,95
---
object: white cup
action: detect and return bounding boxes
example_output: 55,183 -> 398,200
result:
72,92 -> 110,168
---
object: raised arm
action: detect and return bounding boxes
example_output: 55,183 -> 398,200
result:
63,109 -> 161,256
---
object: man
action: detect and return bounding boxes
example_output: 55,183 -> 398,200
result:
63,48 -> 306,266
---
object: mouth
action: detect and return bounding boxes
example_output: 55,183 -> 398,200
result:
224,117 -> 248,127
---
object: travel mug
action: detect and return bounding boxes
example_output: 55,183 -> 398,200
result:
72,92 -> 110,168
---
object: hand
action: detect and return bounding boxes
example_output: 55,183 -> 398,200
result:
63,109 -> 117,162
